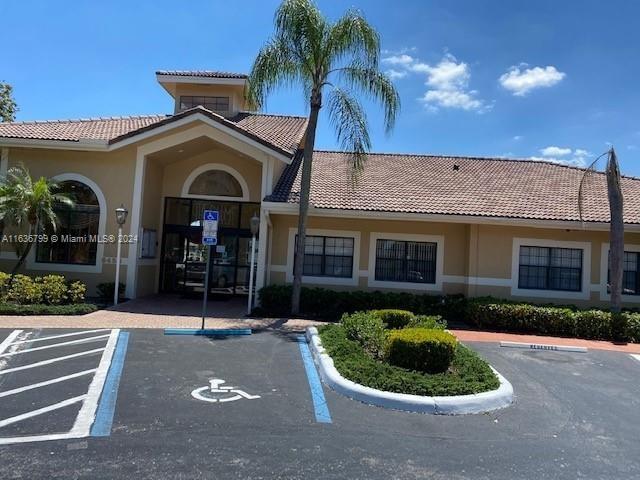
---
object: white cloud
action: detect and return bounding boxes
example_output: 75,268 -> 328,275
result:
385,69 -> 407,80
530,146 -> 591,167
499,65 -> 566,96
382,51 -> 488,113
513,135 -> 523,141
541,146 -> 572,157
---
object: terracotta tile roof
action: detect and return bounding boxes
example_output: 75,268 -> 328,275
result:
156,70 -> 248,79
0,115 -> 168,142
0,108 -> 307,157
266,150 -> 640,224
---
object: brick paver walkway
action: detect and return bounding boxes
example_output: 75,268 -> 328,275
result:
453,329 -> 640,353
0,295 -> 326,332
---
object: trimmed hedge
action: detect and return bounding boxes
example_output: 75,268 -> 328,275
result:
370,309 -> 415,329
0,273 -> 87,306
258,285 -> 465,321
319,324 -> 499,396
385,328 -> 458,374
466,297 -> 640,342
0,303 -> 97,316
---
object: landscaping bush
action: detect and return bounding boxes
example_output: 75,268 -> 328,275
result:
97,282 -> 125,302
624,312 -> 640,343
39,275 -> 68,305
370,309 -> 415,329
340,311 -> 386,360
6,274 -> 43,305
384,328 -> 458,374
258,284 -> 466,321
319,324 -> 499,396
0,303 -> 97,315
407,314 -> 447,330
574,310 -> 611,340
67,280 -> 86,304
0,271 -> 10,301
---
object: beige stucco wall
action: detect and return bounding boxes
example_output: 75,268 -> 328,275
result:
266,212 -> 640,308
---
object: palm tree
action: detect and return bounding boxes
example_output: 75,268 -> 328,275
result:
0,165 -> 73,276
579,148 -> 625,336
247,0 -> 400,314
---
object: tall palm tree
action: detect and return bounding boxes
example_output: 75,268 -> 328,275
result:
0,165 -> 73,276
247,0 -> 400,314
579,148 -> 624,325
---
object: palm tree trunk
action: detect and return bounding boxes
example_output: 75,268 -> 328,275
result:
607,148 -> 624,315
11,223 -> 34,278
291,90 -> 321,315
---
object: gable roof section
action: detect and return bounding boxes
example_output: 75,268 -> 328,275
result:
266,150 -> 640,225
0,107 -> 308,158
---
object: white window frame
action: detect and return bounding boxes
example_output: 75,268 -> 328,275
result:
368,232 -> 444,292
511,237 -> 591,300
27,173 -> 107,273
181,163 -> 250,202
599,242 -> 640,302
286,228 -> 360,286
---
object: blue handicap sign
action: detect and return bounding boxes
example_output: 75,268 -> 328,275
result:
202,210 -> 219,245
204,210 -> 218,221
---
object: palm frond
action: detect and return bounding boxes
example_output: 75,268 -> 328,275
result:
327,87 -> 371,173
578,151 -> 609,223
327,8 -> 380,69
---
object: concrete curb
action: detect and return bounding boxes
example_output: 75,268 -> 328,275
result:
499,341 -> 587,353
305,327 -> 514,415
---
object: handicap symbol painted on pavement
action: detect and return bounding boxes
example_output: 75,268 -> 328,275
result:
191,378 -> 261,403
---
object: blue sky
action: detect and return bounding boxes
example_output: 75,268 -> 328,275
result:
1,0 -> 639,174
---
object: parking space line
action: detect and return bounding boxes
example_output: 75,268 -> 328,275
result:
0,369 -> 98,399
0,330 -> 23,355
91,332 -> 130,437
631,354 -> 640,363
0,334 -> 110,358
71,329 -> 120,436
9,329 -> 110,345
0,348 -> 106,375
297,336 -> 332,424
0,394 -> 87,429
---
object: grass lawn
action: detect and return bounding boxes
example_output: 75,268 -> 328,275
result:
319,324 -> 500,396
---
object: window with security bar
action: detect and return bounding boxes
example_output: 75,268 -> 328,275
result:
294,235 -> 354,278
518,246 -> 583,292
606,250 -> 640,295
374,239 -> 437,284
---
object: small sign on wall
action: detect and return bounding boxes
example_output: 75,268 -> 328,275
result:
141,229 -> 157,258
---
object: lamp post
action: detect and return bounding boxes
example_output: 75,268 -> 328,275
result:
247,214 -> 260,315
114,204 -> 128,306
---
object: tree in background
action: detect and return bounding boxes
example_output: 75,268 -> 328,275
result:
0,165 -> 73,276
580,147 -> 626,339
0,82 -> 18,122
247,0 -> 400,314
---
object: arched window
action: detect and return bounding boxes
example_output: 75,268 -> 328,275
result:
188,170 -> 243,198
36,180 -> 100,265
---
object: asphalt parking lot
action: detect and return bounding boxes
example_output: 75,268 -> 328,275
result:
1,327 -> 640,479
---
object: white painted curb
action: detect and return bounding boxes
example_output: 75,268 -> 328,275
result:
306,327 -> 513,415
500,341 -> 587,353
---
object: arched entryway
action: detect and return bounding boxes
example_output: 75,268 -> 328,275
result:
159,165 -> 260,297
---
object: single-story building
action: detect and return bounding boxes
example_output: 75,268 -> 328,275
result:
1,70 -> 639,308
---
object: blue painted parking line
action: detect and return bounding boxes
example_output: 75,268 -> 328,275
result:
297,336 -> 332,424
164,328 -> 252,336
91,332 -> 129,437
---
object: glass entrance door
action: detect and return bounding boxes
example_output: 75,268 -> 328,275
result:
159,197 -> 260,297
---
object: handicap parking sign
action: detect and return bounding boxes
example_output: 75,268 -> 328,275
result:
202,210 -> 218,245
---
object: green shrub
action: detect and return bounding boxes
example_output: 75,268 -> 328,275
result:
574,310 -> 611,339
340,311 -> 386,359
67,281 -> 86,304
407,314 -> 447,330
385,328 -> 458,374
624,312 -> 640,343
39,275 -> 68,305
0,303 -> 97,315
370,309 -> 415,329
97,282 -> 125,302
6,274 -> 43,305
258,285 -> 466,321
0,271 -> 10,301
611,312 -> 628,342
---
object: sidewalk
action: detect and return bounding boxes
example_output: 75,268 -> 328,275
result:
453,328 -> 640,354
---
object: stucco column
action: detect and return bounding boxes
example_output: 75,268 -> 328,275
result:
125,149 -> 147,299
254,207 -> 269,301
